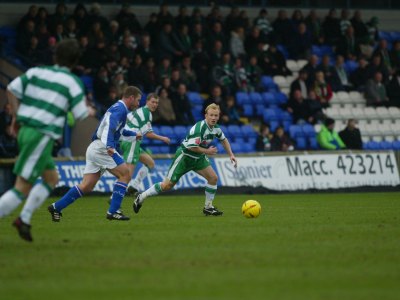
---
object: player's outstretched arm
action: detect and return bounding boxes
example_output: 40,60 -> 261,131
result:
189,146 -> 218,156
145,132 -> 170,144
221,138 -> 237,167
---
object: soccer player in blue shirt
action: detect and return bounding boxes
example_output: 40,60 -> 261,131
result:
48,86 -> 142,221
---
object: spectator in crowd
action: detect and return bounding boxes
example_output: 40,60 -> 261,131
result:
157,56 -> 172,81
306,90 -> 325,124
290,69 -> 309,99
331,55 -> 353,91
312,71 -> 333,107
209,39 -> 224,65
390,40 -> 400,72
287,89 -> 312,124
322,8 -> 341,46
260,43 -> 291,76
190,21 -> 206,46
253,9 -> 273,39
64,17 -> 79,39
365,71 -> 389,106
317,118 -> 346,150
17,5 -> 38,33
245,26 -> 266,57
212,52 -> 235,94
272,9 -> 292,45
366,54 -> 390,84
27,36 -> 42,66
179,55 -> 199,91
301,54 -> 319,86
128,53 -> 145,90
158,22 -> 182,60
114,3 -> 141,35
230,26 -> 246,58
112,70 -> 128,99
208,21 -> 227,52
372,39 -> 393,75
233,57 -> 249,92
72,3 -> 89,35
136,33 -> 156,63
142,57 -> 158,92
40,36 -> 57,65
157,3 -> 175,28
290,9 -> 305,30
144,13 -> 159,44
153,87 -> 176,125
350,10 -> 369,44
246,55 -> 263,91
336,25 -> 360,60
255,123 -> 272,151
339,9 -> 351,35
271,126 -> 294,151
222,95 -> 242,125
190,7 -> 206,29
305,9 -> 323,44
170,68 -> 182,94
171,83 -> 194,125
366,16 -> 379,44
16,19 -> 35,55
48,3 -> 68,35
192,40 -> 211,91
118,30 -> 137,62
87,3 -> 109,34
173,24 -> 192,56
317,54 -> 335,85
35,7 -> 49,28
175,5 -> 190,30
387,70 -> 400,107
288,22 -> 312,60
96,86 -> 118,117
108,20 -> 120,45
203,85 -> 226,114
93,67 -> 111,109
350,56 -> 369,90
339,119 -> 363,150
225,6 -> 241,33
0,102 -> 17,158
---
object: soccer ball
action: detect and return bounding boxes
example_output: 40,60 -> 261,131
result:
242,200 -> 261,218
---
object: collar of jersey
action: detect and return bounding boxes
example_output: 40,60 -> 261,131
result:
118,100 -> 129,113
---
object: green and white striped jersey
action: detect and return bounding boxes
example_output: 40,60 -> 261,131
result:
7,65 -> 88,139
181,120 -> 226,158
120,106 -> 153,142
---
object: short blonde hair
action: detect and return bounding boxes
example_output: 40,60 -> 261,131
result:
205,103 -> 220,113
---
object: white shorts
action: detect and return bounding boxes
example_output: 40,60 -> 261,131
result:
84,140 -> 122,174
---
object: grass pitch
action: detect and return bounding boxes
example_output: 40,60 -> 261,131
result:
1,192 -> 399,300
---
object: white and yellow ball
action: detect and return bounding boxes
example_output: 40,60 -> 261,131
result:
241,200 -> 261,218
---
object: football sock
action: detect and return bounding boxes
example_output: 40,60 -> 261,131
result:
129,165 -> 151,189
140,182 -> 162,202
0,188 -> 25,218
54,185 -> 83,212
20,182 -> 52,224
108,181 -> 127,214
205,184 -> 217,208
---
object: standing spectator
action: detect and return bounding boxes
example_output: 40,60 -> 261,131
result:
271,126 -> 294,151
322,9 -> 341,46
339,119 -> 363,150
312,71 -> 333,107
317,118 -> 346,150
253,9 -> 273,39
171,83 -> 194,125
256,124 -> 273,151
365,72 -> 389,107
290,69 -> 309,99
230,27 -> 246,59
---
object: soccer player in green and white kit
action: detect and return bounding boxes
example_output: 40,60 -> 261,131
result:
120,93 -> 170,194
0,39 -> 90,241
133,103 -> 237,216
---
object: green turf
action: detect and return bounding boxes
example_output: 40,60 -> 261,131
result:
1,192 -> 399,300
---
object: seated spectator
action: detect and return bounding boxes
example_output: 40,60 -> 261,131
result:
339,119 -> 363,150
312,71 -> 333,107
233,57 -> 249,92
142,57 -> 158,92
173,24 -> 192,56
306,90 -> 325,124
350,10 -> 369,44
212,52 -> 235,95
301,54 -> 319,87
253,9 -> 273,39
372,39 -> 393,75
272,9 -> 292,46
0,103 -> 17,158
387,70 -> 400,107
350,56 -> 369,91
157,56 -> 172,82
179,55 -> 200,92
153,87 -> 176,125
287,89 -> 312,124
390,41 -> 400,72
136,33 -> 156,63
287,22 -> 312,60
365,71 -> 389,106
93,67 -> 111,108
246,55 -> 263,91
245,26 -> 267,56
271,126 -> 294,151
260,43 -> 291,76
336,26 -> 360,60
230,26 -> 246,58
317,118 -> 346,150
366,55 -> 389,84
96,86 -> 118,117
157,22 -> 182,60
317,54 -> 336,85
127,53 -> 145,90
192,40 -> 210,91
322,8 -> 341,46
305,9 -> 323,44
112,70 -> 128,99
366,16 -> 379,45
331,55 -> 353,91
203,85 -> 228,121
290,69 -> 309,99
222,96 -> 242,125
170,68 -> 183,94
255,123 -> 273,151
171,83 -> 194,125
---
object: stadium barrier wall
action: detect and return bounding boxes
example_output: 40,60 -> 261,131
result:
1,151 -> 399,194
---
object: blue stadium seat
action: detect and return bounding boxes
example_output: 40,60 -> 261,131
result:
158,146 -> 170,153
216,143 -> 226,154
280,111 -> 293,123
247,137 -> 257,146
187,92 -> 203,105
277,44 -> 289,59
261,76 -> 276,90
255,104 -> 265,116
364,141 -> 380,150
227,125 -> 242,137
378,31 -> 391,41
262,92 -> 278,106
80,75 -> 94,92
283,120 -> 293,132
233,137 -> 245,144
249,92 -> 263,105
230,143 -> 244,154
242,143 -> 254,153
289,125 -> 304,138
242,104 -> 254,117
159,125 -> 176,144
219,125 -> 228,137
379,141 -> 393,150
389,31 -> 400,42
235,92 -> 250,106
296,137 -> 307,150
309,137 -> 319,150
174,125 -> 187,140
302,124 -> 316,138
320,45 -> 334,56
274,92 -> 288,105
311,45 -> 322,57
392,141 -> 400,150
241,125 -> 258,138
263,108 -> 278,123
147,146 -> 160,154
344,60 -> 359,73
269,121 -> 280,132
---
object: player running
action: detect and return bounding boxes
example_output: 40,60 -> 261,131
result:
133,103 -> 237,216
